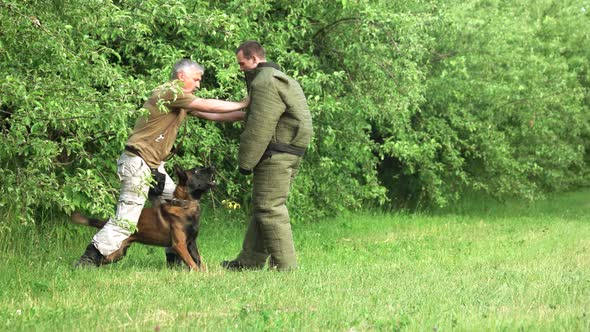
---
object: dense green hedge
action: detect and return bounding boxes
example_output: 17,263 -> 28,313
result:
1,0 -> 588,226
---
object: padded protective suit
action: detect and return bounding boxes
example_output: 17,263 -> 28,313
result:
235,63 -> 313,270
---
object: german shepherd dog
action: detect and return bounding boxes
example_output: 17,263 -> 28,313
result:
71,166 -> 215,271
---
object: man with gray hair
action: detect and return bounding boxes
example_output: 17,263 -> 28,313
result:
75,58 -> 248,268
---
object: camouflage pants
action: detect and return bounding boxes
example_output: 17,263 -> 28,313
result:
92,152 -> 176,256
236,153 -> 302,270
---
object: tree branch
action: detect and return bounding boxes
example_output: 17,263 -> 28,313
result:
312,17 -> 361,41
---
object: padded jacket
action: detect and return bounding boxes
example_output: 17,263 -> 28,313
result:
239,63 -> 313,171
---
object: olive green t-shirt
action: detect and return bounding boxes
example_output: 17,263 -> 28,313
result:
125,82 -> 196,168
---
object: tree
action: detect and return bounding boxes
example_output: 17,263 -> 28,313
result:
1,0 -> 588,228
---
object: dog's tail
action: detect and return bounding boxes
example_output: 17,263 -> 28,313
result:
70,212 -> 108,229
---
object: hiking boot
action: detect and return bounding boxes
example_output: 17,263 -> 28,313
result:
73,243 -> 104,268
268,256 -> 297,272
221,260 -> 255,271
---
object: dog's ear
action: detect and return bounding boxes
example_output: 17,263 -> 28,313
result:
174,165 -> 187,184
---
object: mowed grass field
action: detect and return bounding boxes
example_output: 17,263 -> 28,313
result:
1,190 -> 589,331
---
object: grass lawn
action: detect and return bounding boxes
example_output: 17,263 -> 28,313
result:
1,190 -> 589,331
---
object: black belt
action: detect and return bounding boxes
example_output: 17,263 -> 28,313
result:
261,142 -> 306,160
125,145 -> 174,162
124,145 -> 142,157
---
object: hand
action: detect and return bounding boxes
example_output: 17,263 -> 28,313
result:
239,167 -> 252,175
240,96 -> 251,108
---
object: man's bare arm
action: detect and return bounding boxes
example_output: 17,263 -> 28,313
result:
192,111 -> 246,122
188,97 -> 249,113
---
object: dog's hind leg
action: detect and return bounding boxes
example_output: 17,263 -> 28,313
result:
105,240 -> 132,264
71,212 -> 108,229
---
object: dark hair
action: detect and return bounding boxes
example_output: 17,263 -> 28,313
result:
236,40 -> 265,59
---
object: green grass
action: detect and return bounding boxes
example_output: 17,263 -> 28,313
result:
1,190 -> 589,331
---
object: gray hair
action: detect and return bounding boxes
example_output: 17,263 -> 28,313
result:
171,59 -> 205,79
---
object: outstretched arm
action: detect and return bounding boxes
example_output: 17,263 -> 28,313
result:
192,111 -> 246,122
188,96 -> 249,113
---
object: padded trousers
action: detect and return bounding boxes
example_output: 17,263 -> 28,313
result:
236,153 -> 302,270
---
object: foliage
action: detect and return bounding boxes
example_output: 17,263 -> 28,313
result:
421,0 -> 590,206
0,0 -> 588,226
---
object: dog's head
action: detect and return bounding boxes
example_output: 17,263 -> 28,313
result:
175,165 -> 216,200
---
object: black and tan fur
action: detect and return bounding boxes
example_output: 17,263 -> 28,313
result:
71,166 -> 215,271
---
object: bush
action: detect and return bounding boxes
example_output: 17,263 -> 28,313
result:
0,0 -> 588,228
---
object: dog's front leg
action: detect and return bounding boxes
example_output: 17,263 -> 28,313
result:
188,240 -> 207,272
173,244 -> 200,271
171,230 -> 200,271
